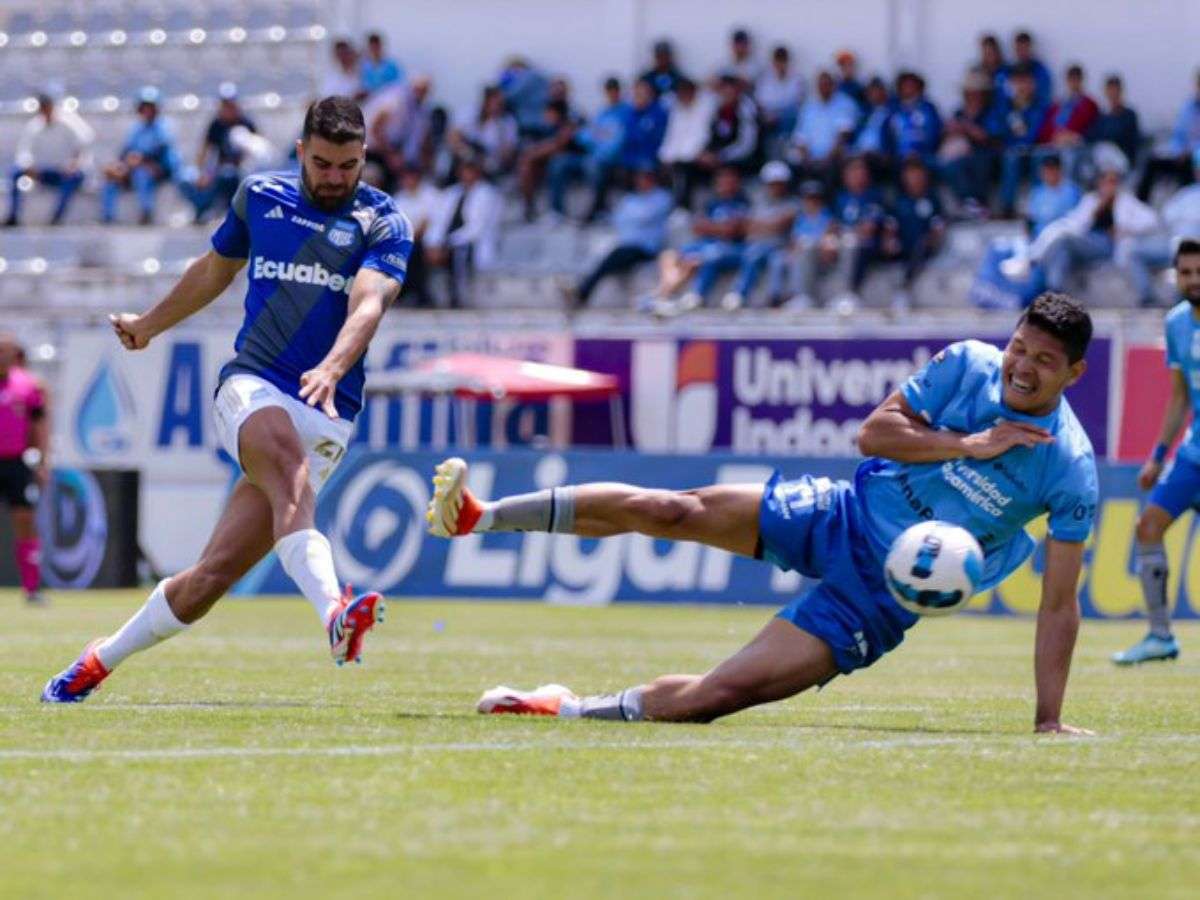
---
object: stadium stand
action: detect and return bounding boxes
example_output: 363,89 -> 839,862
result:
0,2 -> 1193,317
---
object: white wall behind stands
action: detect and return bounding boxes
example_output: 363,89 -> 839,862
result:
354,0 -> 1200,131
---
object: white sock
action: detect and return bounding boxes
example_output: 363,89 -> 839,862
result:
95,579 -> 188,671
275,528 -> 342,624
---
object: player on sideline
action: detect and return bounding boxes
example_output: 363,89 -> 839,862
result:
42,97 -> 413,702
0,334 -> 49,606
429,294 -> 1099,733
1112,238 -> 1200,664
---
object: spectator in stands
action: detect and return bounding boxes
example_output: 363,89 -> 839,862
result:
998,63 -> 1048,218
1088,74 -> 1140,169
725,28 -> 762,88
977,33 -> 1006,95
640,39 -> 686,99
449,84 -> 519,180
831,154 -> 887,307
773,179 -> 836,308
1129,150 -> 1200,305
1137,70 -> 1200,201
658,77 -> 716,210
425,155 -> 502,307
998,30 -> 1052,106
498,56 -> 551,137
322,39 -> 365,100
835,50 -> 867,113
1026,154 -> 1082,237
1037,64 -> 1099,177
650,164 -> 749,309
697,74 -> 758,175
365,75 -> 434,191
789,69 -> 860,187
1030,157 -> 1158,294
884,71 -> 942,169
100,87 -> 180,225
180,82 -> 256,223
391,165 -> 440,307
756,46 -> 806,146
572,164 -> 673,307
883,156 -> 946,311
360,32 -> 403,96
5,86 -> 93,227
939,69 -> 1003,216
552,77 -> 629,222
723,161 -> 799,310
623,79 -> 668,171
851,77 -> 893,171
517,98 -> 585,221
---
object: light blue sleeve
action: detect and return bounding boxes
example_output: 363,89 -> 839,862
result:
1045,452 -> 1099,543
1165,315 -> 1184,370
899,341 -> 975,425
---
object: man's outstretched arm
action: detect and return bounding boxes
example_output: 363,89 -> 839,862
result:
1034,537 -> 1092,735
297,267 -> 402,419
110,250 -> 245,350
858,390 -> 1054,463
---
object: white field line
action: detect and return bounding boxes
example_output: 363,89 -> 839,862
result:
2,732 -> 1198,762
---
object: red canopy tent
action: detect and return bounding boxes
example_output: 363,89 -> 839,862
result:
365,353 -> 626,448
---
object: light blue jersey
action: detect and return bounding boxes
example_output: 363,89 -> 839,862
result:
857,339 -> 1098,590
1164,301 -> 1200,464
211,171 -> 413,420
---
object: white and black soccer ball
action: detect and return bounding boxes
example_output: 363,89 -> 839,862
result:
884,521 -> 984,617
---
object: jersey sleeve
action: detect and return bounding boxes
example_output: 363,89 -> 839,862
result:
1165,317 -> 1184,370
900,341 -> 974,426
210,178 -> 252,259
360,208 -> 414,285
1045,452 -> 1099,543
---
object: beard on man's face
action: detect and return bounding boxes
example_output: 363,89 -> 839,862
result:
301,164 -> 359,211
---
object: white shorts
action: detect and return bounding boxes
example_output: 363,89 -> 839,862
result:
213,373 -> 355,495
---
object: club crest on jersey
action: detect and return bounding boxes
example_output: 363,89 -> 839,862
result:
328,221 -> 356,248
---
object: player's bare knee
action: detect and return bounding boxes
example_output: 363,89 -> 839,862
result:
629,490 -> 700,534
1136,511 -> 1169,544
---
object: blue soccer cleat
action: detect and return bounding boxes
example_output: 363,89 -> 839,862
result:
327,586 -> 385,666
1111,633 -> 1181,666
41,639 -> 111,703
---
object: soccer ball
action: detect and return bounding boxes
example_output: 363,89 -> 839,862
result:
884,521 -> 984,617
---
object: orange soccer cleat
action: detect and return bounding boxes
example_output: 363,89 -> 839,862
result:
426,457 -> 485,537
476,683 -> 578,716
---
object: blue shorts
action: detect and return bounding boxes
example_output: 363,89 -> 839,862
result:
760,472 -> 919,674
1149,453 -> 1200,518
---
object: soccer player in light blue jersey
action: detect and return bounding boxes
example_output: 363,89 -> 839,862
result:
1112,239 -> 1200,665
430,294 -> 1099,734
43,97 -> 413,702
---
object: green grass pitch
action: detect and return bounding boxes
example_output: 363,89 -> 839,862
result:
2,590 -> 1197,899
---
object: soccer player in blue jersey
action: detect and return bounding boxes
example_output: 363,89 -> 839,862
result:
42,97 -> 413,702
429,293 -> 1098,734
1112,239 -> 1200,665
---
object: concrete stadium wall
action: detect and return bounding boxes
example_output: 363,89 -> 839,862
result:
358,0 -> 1200,130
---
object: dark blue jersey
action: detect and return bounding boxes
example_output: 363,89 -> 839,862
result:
210,170 -> 413,419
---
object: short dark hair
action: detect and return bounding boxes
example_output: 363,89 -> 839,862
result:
603,76 -> 621,92
1175,237 -> 1200,267
302,96 -> 365,144
366,32 -> 383,44
1014,30 -> 1033,44
1019,292 -> 1092,363
1009,62 -> 1035,80
1039,153 -> 1062,168
732,28 -> 750,43
772,45 -> 789,61
1105,74 -> 1123,88
1066,64 -> 1084,80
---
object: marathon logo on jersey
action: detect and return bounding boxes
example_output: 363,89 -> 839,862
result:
327,220 -> 356,248
251,256 -> 353,294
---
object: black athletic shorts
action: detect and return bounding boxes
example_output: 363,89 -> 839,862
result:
0,456 -> 38,508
